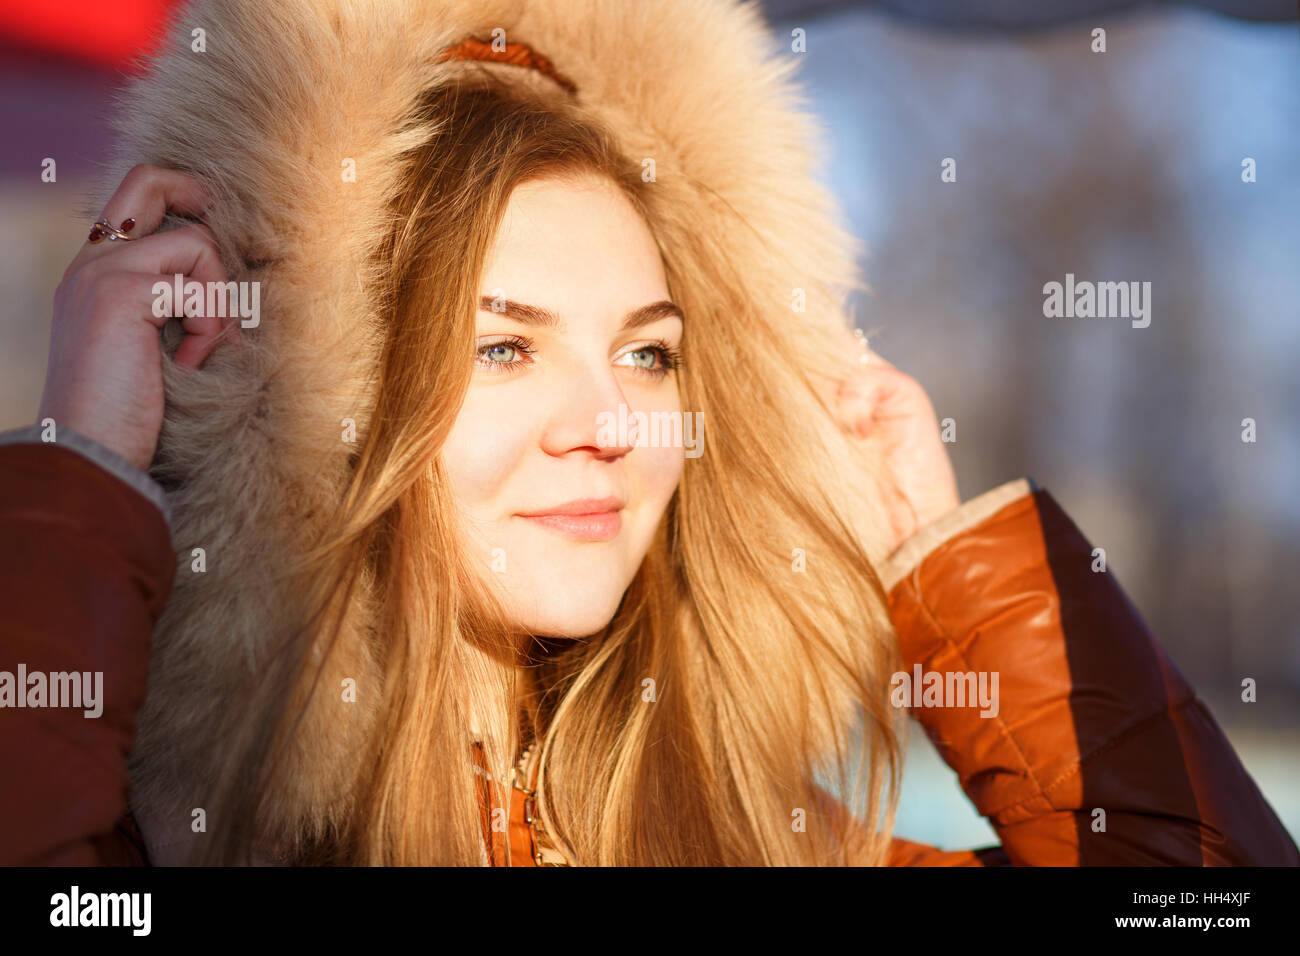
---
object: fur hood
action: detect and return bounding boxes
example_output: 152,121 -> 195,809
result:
96,0 -> 868,862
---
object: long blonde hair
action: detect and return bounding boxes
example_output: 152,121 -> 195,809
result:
198,69 -> 905,866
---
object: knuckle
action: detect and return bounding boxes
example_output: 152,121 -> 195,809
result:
71,254 -> 108,286
59,256 -> 82,286
883,365 -> 913,386
55,265 -> 95,303
179,221 -> 219,249
121,162 -> 157,188
52,278 -> 72,314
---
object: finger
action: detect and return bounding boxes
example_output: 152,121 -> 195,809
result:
59,270 -> 199,353
837,363 -> 907,404
100,164 -> 212,237
839,324 -> 892,369
174,311 -> 242,369
862,347 -> 894,370
77,164 -> 213,267
99,224 -> 237,369
91,222 -> 223,279
835,365 -> 908,437
153,229 -> 238,370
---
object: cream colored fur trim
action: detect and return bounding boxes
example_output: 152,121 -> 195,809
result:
879,477 -> 1038,594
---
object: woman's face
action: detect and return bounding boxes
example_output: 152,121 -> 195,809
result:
442,172 -> 686,638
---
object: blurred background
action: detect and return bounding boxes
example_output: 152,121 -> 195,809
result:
0,0 -> 1296,851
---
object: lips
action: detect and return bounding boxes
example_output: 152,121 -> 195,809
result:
517,496 -> 624,542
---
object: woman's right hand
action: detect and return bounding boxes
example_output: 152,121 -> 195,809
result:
38,164 -> 240,472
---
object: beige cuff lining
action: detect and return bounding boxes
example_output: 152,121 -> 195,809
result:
879,476 -> 1039,594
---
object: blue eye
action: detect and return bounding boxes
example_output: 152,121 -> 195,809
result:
616,340 -> 684,379
476,335 -> 535,372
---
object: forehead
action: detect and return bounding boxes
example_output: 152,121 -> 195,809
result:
480,174 -> 669,317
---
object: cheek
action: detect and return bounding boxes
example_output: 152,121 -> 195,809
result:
441,388 -> 534,510
622,388 -> 688,513
632,441 -> 685,513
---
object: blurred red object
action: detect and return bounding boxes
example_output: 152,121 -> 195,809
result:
0,0 -> 177,71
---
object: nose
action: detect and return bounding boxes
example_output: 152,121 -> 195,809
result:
538,360 -> 637,460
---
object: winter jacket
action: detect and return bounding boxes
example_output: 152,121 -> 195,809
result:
2,427 -> 1296,866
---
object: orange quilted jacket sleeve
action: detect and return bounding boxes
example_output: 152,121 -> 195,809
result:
879,477 -> 1299,866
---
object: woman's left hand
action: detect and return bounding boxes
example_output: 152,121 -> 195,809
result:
830,338 -> 961,554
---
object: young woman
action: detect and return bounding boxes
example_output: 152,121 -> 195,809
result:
1,0 -> 1295,867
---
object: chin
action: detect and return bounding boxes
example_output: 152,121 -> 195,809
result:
505,567 -> 631,639
531,591 -> 627,639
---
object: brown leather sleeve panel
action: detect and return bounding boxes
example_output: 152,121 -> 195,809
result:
887,835 -> 1009,866
887,485 -> 1300,866
0,443 -> 173,865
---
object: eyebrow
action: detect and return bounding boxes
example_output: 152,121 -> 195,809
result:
477,296 -> 683,333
